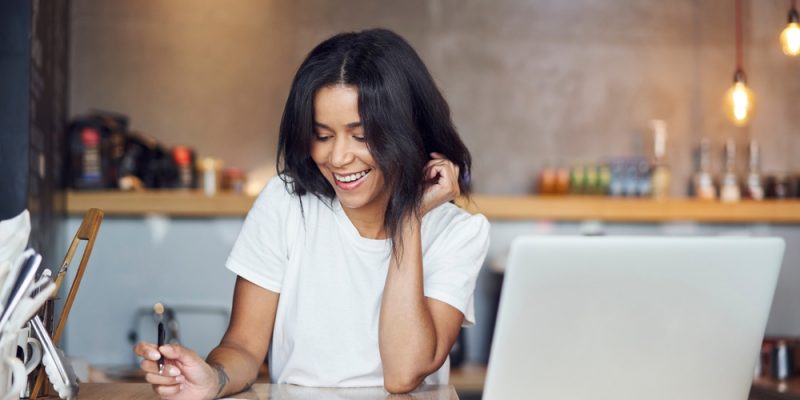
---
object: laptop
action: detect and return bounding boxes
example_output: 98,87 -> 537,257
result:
484,236 -> 785,400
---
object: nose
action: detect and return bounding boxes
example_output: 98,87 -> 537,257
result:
330,136 -> 355,168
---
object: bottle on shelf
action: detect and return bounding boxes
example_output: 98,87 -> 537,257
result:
584,163 -> 599,195
172,146 -> 197,189
649,120 -> 671,199
636,157 -> 653,197
609,160 -> 625,197
624,158 -> 643,197
570,163 -> 586,195
692,137 -> 717,201
745,139 -> 765,200
720,138 -> 741,203
554,164 -> 570,195
537,161 -> 557,195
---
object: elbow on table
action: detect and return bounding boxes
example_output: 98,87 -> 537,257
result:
383,373 -> 424,394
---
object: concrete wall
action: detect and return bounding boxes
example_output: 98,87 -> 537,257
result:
70,0 -> 800,195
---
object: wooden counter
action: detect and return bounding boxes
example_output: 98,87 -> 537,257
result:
66,190 -> 254,217
449,365 -> 800,400
459,196 -> 800,223
66,190 -> 800,223
750,377 -> 800,400
65,373 -> 799,399
75,383 -> 458,399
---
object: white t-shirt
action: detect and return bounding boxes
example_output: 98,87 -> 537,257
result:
226,176 -> 490,387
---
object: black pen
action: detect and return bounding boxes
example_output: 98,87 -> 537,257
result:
155,303 -> 165,374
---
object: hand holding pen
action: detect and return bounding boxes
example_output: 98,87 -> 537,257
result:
156,303 -> 165,374
133,303 -> 220,399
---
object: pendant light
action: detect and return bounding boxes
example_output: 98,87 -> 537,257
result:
780,0 -> 800,56
724,0 -> 755,127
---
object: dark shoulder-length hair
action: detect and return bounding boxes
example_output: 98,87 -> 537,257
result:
276,28 -> 472,250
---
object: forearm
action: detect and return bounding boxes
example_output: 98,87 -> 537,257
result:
379,216 -> 441,392
205,340 -> 262,398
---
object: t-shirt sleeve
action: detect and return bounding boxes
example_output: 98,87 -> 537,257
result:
225,177 -> 291,293
423,211 -> 490,327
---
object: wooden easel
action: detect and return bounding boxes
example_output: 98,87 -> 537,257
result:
31,208 -> 103,399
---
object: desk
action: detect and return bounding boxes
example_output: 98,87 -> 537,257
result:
750,377 -> 800,400
76,383 -> 458,399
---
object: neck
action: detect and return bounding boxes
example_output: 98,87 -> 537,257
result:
341,193 -> 390,240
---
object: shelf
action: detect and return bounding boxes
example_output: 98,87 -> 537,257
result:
66,190 -> 254,217
66,190 -> 800,223
458,196 -> 800,223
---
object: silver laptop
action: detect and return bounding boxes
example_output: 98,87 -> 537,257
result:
484,236 -> 785,400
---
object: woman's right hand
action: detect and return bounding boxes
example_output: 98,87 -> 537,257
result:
134,341 -> 219,400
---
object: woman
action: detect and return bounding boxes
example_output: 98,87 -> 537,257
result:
135,28 -> 489,398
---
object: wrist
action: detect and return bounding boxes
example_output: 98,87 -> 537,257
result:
206,361 -> 229,399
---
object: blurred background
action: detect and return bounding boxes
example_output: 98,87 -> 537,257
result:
2,0 -> 800,398
68,0 -> 800,195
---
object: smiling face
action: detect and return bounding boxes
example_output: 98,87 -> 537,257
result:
310,84 -> 388,216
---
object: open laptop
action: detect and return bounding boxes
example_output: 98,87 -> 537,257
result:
484,236 -> 785,400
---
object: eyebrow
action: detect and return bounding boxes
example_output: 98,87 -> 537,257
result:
313,121 -> 363,130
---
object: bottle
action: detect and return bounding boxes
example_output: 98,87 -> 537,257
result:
693,138 -> 717,200
720,139 -> 741,203
197,158 -> 223,197
771,340 -> 793,381
636,157 -> 653,197
623,158 -> 640,197
570,163 -> 585,195
745,140 -> 764,200
650,120 -> 671,199
79,127 -> 103,188
537,162 -> 556,195
222,168 -> 246,193
584,163 -> 599,195
609,160 -> 625,197
555,164 -> 570,195
172,146 -> 196,189
597,163 -> 612,196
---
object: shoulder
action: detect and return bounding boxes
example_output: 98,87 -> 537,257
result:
248,176 -> 303,221
257,175 -> 293,202
249,175 -> 332,223
253,175 -> 320,209
422,202 -> 490,246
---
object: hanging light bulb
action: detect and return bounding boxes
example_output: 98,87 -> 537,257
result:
724,0 -> 755,127
780,1 -> 800,56
724,69 -> 755,126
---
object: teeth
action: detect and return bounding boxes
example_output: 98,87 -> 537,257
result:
335,170 -> 369,183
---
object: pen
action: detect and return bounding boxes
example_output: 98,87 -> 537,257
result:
155,303 -> 165,374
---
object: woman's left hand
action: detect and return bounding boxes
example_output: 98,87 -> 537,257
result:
420,152 -> 461,217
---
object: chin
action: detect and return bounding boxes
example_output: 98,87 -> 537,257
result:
337,195 -> 371,210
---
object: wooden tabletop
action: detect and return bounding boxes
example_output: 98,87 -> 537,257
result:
56,377 -> 800,399
750,377 -> 800,399
75,383 -> 458,399
448,364 -> 486,393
